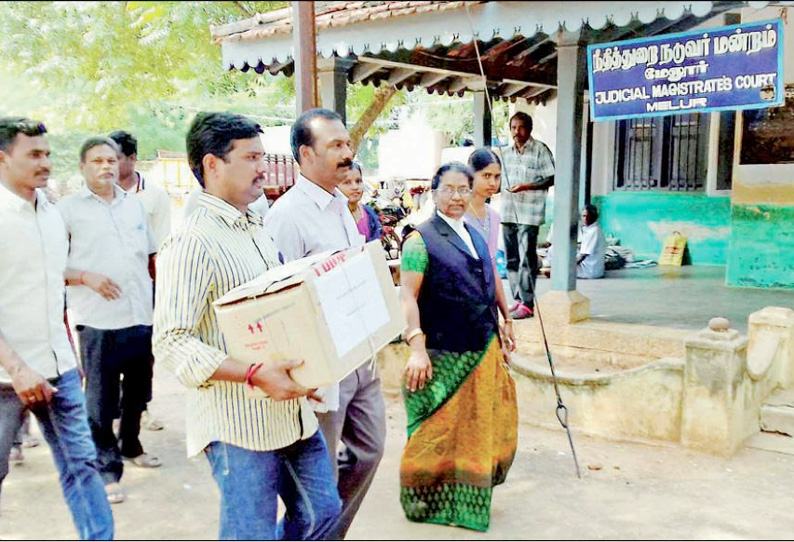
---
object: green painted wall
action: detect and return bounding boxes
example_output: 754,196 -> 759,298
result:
726,204 -> 794,289
592,192 -> 731,265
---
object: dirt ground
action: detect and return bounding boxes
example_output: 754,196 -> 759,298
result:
2,365 -> 794,540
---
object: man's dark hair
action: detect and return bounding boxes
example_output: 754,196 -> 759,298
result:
431,161 -> 474,190
291,108 -> 343,164
584,203 -> 599,222
186,112 -> 263,187
467,147 -> 502,173
509,111 -> 533,134
108,130 -> 138,157
0,117 -> 47,152
79,137 -> 120,163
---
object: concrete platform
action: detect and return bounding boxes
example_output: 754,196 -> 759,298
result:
529,265 -> 794,335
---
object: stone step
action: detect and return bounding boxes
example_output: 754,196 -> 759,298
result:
760,388 -> 794,437
745,431 -> 794,456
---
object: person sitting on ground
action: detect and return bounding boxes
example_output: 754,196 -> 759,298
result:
337,162 -> 381,243
576,204 -> 606,279
542,205 -> 606,280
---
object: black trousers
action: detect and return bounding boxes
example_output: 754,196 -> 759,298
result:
502,223 -> 540,309
78,325 -> 153,484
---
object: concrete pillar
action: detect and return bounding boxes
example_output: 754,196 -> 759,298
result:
747,306 -> 794,390
551,31 -> 586,293
318,58 -> 354,124
292,1 -> 317,114
473,91 -> 492,148
537,31 -> 590,324
681,318 -> 753,456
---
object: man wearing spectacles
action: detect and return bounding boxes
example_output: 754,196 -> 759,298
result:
0,117 -> 114,539
59,137 -> 163,506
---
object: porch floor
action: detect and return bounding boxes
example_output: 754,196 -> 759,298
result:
529,265 -> 794,335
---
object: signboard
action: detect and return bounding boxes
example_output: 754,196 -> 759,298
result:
587,19 -> 784,121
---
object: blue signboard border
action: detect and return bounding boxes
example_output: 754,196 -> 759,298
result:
586,18 -> 784,122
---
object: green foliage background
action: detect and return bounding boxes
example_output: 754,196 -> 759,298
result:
0,1 -> 507,181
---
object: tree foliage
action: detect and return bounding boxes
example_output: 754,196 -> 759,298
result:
0,1 -> 287,130
0,1 -> 491,181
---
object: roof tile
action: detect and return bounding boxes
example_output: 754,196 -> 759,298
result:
213,1 -> 483,43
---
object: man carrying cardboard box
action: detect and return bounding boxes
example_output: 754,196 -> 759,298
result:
152,112 -> 340,540
264,108 -> 386,540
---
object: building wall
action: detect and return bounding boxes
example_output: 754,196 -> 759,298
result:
588,5 -> 794,280
725,6 -> 794,288
594,192 -> 731,264
590,110 -> 731,265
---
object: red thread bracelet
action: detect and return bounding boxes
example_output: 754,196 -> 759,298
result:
245,363 -> 263,387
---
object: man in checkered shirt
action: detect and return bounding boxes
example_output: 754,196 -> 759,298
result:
500,112 -> 555,319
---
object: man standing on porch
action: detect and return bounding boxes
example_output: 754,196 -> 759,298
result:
264,108 -> 386,540
500,112 -> 555,319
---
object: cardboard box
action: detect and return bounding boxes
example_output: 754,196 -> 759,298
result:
213,241 -> 406,389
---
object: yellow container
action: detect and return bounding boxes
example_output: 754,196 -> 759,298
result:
659,231 -> 687,266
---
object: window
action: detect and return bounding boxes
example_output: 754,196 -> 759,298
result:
614,113 -> 709,191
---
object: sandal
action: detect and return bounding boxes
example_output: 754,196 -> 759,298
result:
105,482 -> 126,504
141,410 -> 164,431
126,453 -> 162,468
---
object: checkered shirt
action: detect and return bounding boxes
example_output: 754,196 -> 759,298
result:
500,138 -> 555,226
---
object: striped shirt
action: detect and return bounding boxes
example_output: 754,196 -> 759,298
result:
500,138 -> 555,226
153,192 -> 318,457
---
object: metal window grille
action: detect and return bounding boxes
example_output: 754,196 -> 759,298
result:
615,113 -> 708,191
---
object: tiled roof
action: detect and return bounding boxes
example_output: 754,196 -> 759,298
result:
212,1 -> 481,44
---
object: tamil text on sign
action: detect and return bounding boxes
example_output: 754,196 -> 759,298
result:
587,19 -> 784,121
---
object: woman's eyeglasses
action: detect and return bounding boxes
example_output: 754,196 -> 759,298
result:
435,186 -> 472,197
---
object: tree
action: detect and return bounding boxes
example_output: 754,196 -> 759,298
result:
0,1 -> 478,181
0,1 -> 287,131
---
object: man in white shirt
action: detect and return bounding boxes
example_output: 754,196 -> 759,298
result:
577,204 -> 606,279
59,137 -> 162,506
109,131 -> 171,248
539,205 -> 606,279
264,108 -> 385,539
0,118 -> 114,538
109,130 -> 169,432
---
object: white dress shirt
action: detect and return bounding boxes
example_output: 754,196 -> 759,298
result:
0,183 -> 77,383
125,173 -> 172,249
263,175 -> 364,412
264,174 -> 364,262
59,185 -> 157,330
578,222 -> 606,279
437,211 -> 480,259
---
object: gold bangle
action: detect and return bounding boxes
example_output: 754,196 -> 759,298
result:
404,328 -> 423,345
